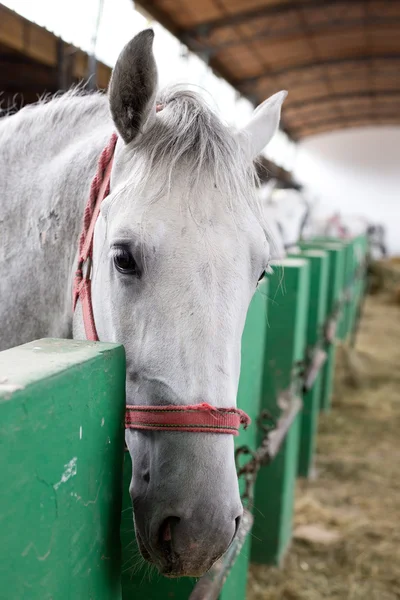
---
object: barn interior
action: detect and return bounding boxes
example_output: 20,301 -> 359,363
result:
0,1 -> 399,599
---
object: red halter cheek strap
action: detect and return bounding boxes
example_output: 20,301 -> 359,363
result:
73,134 -> 251,435
125,403 -> 251,435
73,133 -> 118,341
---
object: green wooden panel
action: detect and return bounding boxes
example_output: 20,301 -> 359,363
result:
307,234 -> 369,342
348,235 -> 368,337
251,413 -> 301,565
300,372 -> 323,476
251,259 -> 309,565
348,237 -> 361,335
120,280 -> 269,600
288,250 -> 329,478
299,242 -> 345,412
312,238 -> 351,341
0,338 -> 126,600
338,241 -> 353,340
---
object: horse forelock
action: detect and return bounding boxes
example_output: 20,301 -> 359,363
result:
112,85 -> 267,230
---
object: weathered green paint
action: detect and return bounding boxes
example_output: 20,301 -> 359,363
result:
120,280 -> 269,600
299,241 -> 345,412
251,259 -> 309,565
0,338 -> 126,600
288,250 -> 329,477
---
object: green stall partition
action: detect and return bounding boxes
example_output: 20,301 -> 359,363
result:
348,234 -> 369,341
306,237 -> 350,339
336,238 -> 365,342
121,279 -> 270,600
251,258 -> 309,566
288,249 -> 329,478
299,241 -> 346,412
306,236 -> 368,342
338,241 -> 354,341
0,339 -> 126,600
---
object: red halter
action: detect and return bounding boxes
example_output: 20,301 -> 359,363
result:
73,135 -> 250,436
72,133 -> 118,341
126,403 -> 250,435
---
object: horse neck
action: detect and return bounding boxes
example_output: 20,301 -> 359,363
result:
0,94 -> 114,348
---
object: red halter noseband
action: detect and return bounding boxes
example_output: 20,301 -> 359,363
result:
126,403 -> 250,435
73,135 -> 250,436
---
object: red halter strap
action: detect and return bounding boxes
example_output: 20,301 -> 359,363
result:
125,403 -> 251,435
73,133 -> 118,341
73,134 -> 251,435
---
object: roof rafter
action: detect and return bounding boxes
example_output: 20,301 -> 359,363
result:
183,0 -> 390,36
136,0 -> 400,140
183,17 -> 399,55
237,54 -> 400,88
284,89 -> 400,113
292,111 -> 400,132
297,116 -> 399,136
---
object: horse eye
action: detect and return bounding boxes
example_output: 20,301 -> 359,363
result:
113,249 -> 141,277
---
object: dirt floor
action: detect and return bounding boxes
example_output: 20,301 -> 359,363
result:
248,291 -> 400,600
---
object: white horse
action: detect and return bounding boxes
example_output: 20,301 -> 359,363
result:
304,211 -> 367,239
257,179 -> 286,259
258,182 -> 310,254
0,30 -> 286,577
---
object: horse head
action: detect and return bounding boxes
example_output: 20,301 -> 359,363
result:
79,29 -> 286,577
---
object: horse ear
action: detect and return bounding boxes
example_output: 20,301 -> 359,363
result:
239,91 -> 287,161
108,29 -> 158,144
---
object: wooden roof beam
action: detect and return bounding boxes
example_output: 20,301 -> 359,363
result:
183,0 -> 391,36
237,54 -> 400,88
285,89 -> 400,113
297,117 -> 400,137
292,111 -> 400,132
184,16 -> 400,54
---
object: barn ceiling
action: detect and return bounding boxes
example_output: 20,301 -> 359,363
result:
0,4 -> 111,110
136,0 -> 400,139
0,3 -> 300,187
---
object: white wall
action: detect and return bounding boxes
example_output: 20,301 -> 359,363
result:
293,126 -> 400,255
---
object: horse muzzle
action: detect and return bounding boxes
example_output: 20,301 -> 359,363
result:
135,504 -> 242,577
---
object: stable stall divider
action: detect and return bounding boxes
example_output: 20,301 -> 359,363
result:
0,339 -> 126,600
305,237 -> 350,340
251,258 -> 309,566
349,235 -> 369,342
299,241 -> 346,412
338,241 -> 354,341
305,235 -> 369,344
287,249 -> 330,478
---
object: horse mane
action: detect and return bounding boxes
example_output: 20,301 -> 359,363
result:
1,84 -> 269,238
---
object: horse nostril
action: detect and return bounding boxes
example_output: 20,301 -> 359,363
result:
234,515 -> 241,537
143,471 -> 150,483
159,516 -> 181,545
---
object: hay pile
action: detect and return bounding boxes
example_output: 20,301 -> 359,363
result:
248,291 -> 400,600
369,257 -> 400,302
